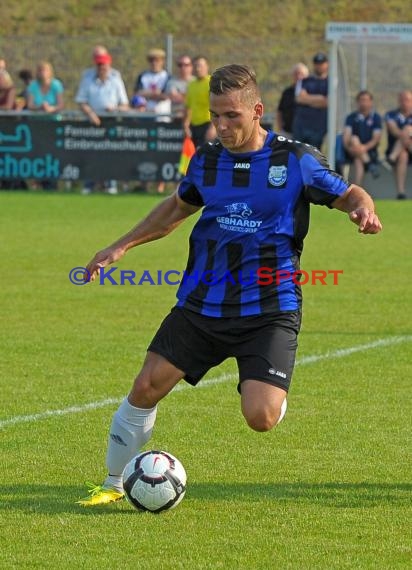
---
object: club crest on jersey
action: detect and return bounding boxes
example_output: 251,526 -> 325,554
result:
268,165 -> 287,187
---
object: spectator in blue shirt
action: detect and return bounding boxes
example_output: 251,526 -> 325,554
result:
343,90 -> 382,185
26,61 -> 64,190
27,61 -> 64,114
292,52 -> 328,150
384,90 -> 412,199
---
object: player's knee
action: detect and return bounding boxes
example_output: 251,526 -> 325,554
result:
129,375 -> 160,408
244,409 -> 278,432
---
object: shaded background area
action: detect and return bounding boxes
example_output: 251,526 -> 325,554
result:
1,34 -> 411,117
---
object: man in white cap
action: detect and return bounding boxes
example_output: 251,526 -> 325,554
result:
133,48 -> 171,120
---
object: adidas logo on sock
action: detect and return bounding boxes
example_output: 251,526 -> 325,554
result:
110,433 -> 127,446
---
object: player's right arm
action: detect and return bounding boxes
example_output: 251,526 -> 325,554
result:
85,192 -> 200,282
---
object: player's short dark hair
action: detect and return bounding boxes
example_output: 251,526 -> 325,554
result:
356,90 -> 373,101
210,64 -> 260,105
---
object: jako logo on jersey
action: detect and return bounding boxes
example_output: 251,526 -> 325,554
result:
216,202 -> 263,234
268,165 -> 287,187
233,162 -> 251,169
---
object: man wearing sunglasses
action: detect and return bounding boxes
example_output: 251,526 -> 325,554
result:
166,56 -> 194,119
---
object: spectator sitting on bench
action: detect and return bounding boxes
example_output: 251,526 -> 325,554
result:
343,90 -> 382,186
384,90 -> 412,200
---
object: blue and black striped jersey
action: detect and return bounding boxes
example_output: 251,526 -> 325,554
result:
177,131 -> 349,317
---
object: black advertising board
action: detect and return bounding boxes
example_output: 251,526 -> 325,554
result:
0,116 -> 184,181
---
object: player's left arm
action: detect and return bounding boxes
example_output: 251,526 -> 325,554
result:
331,184 -> 382,234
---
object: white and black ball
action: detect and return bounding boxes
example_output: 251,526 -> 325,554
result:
122,450 -> 187,513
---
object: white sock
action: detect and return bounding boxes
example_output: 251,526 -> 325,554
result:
276,398 -> 287,425
104,398 -> 157,490
103,474 -> 124,492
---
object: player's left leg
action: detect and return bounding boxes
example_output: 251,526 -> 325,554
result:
240,380 -> 287,432
235,311 -> 300,432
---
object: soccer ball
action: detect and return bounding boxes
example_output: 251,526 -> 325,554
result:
122,450 -> 187,513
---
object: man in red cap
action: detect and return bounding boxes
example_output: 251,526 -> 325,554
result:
75,46 -> 129,194
80,45 -> 121,82
76,46 -> 129,126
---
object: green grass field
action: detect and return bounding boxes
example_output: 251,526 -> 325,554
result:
0,193 -> 410,569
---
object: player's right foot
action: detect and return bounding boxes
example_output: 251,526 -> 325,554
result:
76,482 -> 124,506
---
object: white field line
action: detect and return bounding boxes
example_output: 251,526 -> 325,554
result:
1,335 -> 410,430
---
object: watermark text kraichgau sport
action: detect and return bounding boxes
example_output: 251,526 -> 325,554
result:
69,267 -> 343,286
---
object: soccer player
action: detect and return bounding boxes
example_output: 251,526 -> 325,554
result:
77,64 -> 382,506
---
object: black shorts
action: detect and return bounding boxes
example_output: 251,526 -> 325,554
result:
147,307 -> 301,392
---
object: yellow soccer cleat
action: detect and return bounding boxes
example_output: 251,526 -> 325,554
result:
76,482 -> 124,506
